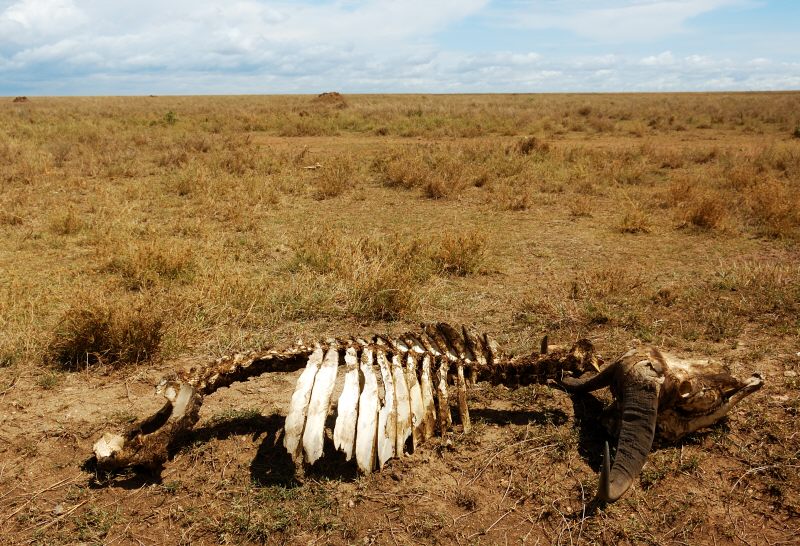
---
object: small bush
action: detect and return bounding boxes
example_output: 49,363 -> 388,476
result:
314,156 -> 355,199
49,208 -> 84,236
682,192 -> 729,230
514,136 -> 549,156
568,196 -> 593,217
743,179 -> 799,238
344,258 -> 418,320
617,206 -> 651,234
47,297 -> 163,370
0,207 -> 24,226
422,176 -> 453,199
793,126 -> 800,139
163,111 -> 177,125
430,230 -> 486,276
490,182 -> 531,211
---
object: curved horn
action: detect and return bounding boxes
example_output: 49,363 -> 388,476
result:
597,363 -> 660,502
560,358 -> 619,393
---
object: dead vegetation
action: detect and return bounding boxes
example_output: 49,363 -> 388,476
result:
0,92 -> 798,545
46,293 -> 163,370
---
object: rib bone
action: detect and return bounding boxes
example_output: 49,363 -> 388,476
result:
302,345 -> 340,465
405,352 -> 425,451
375,347 -> 396,468
355,346 -> 379,474
284,346 -> 324,462
333,346 -> 360,461
392,354 -> 413,455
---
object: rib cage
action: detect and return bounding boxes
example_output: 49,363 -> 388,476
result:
92,323 -> 601,473
283,323 -> 503,472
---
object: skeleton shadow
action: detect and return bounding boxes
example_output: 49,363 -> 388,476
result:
251,413 -> 360,486
85,413 -> 301,490
568,392 -> 608,473
468,407 -> 569,427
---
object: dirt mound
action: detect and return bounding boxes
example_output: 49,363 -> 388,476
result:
12,96 -> 29,103
314,91 -> 347,108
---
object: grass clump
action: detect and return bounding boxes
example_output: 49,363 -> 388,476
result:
46,295 -> 163,370
48,208 -> 84,236
288,227 -> 486,320
616,205 -> 651,234
681,191 -> 729,231
430,230 -> 486,276
313,154 -> 357,199
743,179 -> 799,238
514,136 -> 549,156
489,181 -> 531,211
344,257 -> 419,320
104,241 -> 194,290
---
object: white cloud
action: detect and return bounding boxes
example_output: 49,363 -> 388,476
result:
0,0 -> 87,43
510,0 -> 748,42
0,0 -> 797,93
640,51 -> 675,66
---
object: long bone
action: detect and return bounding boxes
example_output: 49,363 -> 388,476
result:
93,323 -> 600,473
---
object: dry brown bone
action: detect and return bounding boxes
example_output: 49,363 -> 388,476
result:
560,346 -> 763,502
93,323 -> 600,473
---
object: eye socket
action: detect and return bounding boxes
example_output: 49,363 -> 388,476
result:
678,380 -> 693,397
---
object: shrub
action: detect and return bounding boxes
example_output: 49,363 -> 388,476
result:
344,258 -> 418,320
314,155 -> 356,200
617,206 -> 651,234
514,136 -> 549,156
490,182 -> 531,211
48,208 -> 84,236
744,179 -> 799,238
568,196 -> 593,217
682,192 -> 728,230
163,111 -> 177,125
47,296 -> 163,370
430,230 -> 486,276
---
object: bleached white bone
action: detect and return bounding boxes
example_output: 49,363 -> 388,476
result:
355,347 -> 378,473
419,354 -> 437,440
405,352 -> 425,450
376,347 -> 396,468
392,353 -> 412,455
284,345 -> 323,462
302,345 -> 339,465
333,346 -> 360,460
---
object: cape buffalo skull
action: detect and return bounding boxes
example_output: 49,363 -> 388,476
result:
561,346 -> 763,502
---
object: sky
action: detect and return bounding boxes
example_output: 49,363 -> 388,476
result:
1,0 -> 798,95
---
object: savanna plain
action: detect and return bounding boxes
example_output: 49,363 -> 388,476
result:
0,92 -> 798,545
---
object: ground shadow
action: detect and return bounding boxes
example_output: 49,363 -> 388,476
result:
568,392 -> 609,473
469,407 -> 569,427
86,412 -> 298,489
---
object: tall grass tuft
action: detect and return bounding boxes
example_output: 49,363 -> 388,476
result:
47,295 -> 163,370
430,230 -> 486,276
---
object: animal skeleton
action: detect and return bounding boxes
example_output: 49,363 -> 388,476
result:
92,323 -> 762,503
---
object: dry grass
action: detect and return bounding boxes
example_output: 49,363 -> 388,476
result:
1,92 -> 799,545
616,203 -> 651,233
46,293 -> 163,370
